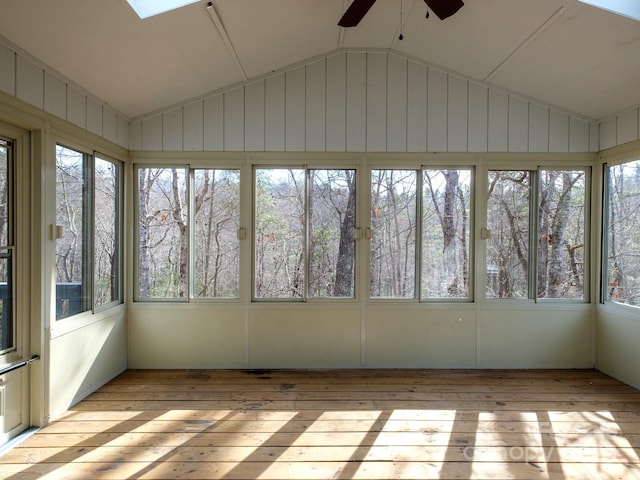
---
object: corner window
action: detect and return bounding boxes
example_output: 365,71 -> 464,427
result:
55,145 -> 123,319
94,156 -> 122,309
604,159 -> 640,305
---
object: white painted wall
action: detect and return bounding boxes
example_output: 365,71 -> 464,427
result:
129,52 -> 599,154
128,301 -> 594,370
48,308 -> 127,420
596,304 -> 640,391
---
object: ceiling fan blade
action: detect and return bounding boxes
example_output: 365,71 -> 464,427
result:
338,0 -> 377,27
425,0 -> 464,20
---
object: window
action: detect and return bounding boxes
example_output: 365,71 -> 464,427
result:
370,170 -> 417,298
370,168 -> 472,300
422,169 -> 472,299
193,169 -> 241,298
577,0 -> 640,21
137,167 -> 240,300
55,145 -> 122,319
486,168 -> 587,300
254,168 -> 356,300
604,159 -> 640,305
94,156 -> 121,309
132,162 -> 590,304
125,0 -> 199,19
0,138 -> 14,352
486,171 -> 531,299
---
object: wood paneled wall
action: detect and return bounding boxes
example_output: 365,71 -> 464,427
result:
0,41 -> 129,149
5,36 -> 639,155
600,108 -> 640,150
130,52 -> 600,154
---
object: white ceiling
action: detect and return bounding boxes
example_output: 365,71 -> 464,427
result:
1,0 -> 639,121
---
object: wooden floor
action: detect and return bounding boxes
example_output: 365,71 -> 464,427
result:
2,369 -> 640,479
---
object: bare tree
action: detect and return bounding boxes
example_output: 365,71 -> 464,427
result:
333,170 -> 356,297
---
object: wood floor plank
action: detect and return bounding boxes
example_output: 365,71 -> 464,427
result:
33,418 -> 640,436
3,368 -> 640,480
2,444 -> 639,464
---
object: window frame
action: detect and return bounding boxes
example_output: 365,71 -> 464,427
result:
420,166 -> 475,302
93,153 -> 124,313
134,163 -> 243,303
129,156 -> 596,306
55,143 -> 124,320
190,167 -> 242,300
0,136 -> 16,355
252,164 -> 359,303
368,165 -> 475,303
482,163 -> 591,304
601,157 -> 640,308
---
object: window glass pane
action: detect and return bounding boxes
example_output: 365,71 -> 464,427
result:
0,250 -> 12,352
0,142 -> 8,247
606,160 -> 640,305
138,167 -> 188,299
56,145 -> 90,318
193,169 -> 240,298
309,169 -> 356,298
94,157 -> 120,308
422,169 -> 471,299
486,170 -> 530,299
254,168 -> 305,299
0,141 -> 13,351
370,170 -> 417,298
537,170 -> 586,299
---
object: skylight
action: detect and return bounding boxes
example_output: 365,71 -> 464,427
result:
577,0 -> 640,21
126,0 -> 199,19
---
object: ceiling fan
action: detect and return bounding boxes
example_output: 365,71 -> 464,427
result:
338,0 -> 464,27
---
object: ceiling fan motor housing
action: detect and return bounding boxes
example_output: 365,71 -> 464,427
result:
425,0 -> 464,20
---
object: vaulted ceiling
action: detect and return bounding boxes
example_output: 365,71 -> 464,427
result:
1,0 -> 639,121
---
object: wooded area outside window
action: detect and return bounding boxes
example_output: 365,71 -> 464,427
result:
370,168 -> 472,300
422,169 -> 472,299
137,167 -> 240,300
604,159 -> 640,305
133,162 -> 589,304
193,169 -> 241,298
486,169 -> 586,300
370,170 -> 417,299
94,156 -> 121,309
254,168 -> 356,300
55,145 -> 123,319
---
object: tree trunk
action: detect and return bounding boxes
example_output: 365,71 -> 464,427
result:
172,170 -> 188,298
537,172 -> 553,297
547,172 -> 576,297
137,170 -> 150,296
333,171 -> 356,297
442,171 -> 459,293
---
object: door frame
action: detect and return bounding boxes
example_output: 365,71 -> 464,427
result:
0,119 -> 43,445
